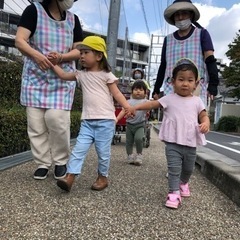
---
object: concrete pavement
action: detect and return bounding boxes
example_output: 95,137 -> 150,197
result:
1,128 -> 240,239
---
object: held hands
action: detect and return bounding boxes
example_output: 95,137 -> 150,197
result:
124,106 -> 135,118
47,51 -> 63,65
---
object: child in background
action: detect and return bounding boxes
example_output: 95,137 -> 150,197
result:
116,80 -> 148,166
50,36 -> 132,192
128,59 -> 210,209
132,68 -> 151,97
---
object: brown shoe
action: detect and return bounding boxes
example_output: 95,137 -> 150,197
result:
91,174 -> 108,191
57,173 -> 75,192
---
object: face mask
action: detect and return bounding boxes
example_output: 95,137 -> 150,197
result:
175,19 -> 192,30
134,73 -> 142,79
58,0 -> 74,11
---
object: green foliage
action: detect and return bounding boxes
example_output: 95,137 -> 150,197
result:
0,61 -> 23,108
222,30 -> 240,100
0,107 -> 29,158
70,111 -> 81,138
215,116 -> 240,132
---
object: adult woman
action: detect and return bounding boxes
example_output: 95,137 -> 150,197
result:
152,0 -> 219,106
15,0 -> 83,180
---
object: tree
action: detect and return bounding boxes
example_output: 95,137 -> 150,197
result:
222,30 -> 240,100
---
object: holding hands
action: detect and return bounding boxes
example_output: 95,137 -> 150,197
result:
124,106 -> 135,118
47,51 -> 63,65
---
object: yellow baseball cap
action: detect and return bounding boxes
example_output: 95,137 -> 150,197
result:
77,36 -> 107,59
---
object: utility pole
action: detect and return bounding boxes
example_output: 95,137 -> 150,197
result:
122,27 -> 128,81
106,0 -> 121,74
0,0 -> 4,9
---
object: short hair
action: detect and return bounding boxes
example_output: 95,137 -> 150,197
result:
131,80 -> 147,93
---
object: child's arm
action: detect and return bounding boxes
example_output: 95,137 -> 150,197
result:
108,82 -> 131,109
134,100 -> 161,111
116,108 -> 126,123
52,65 -> 76,81
198,110 -> 210,133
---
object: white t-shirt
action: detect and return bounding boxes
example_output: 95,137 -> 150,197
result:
76,70 -> 118,120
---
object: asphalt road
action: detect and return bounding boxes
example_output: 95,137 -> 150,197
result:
205,131 -> 240,162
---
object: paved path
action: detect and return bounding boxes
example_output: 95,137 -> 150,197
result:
1,130 -> 240,239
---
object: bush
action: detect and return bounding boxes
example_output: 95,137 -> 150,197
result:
0,107 -> 29,158
215,116 -> 240,132
0,61 -> 23,108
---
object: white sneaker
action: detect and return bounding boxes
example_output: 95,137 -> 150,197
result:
134,154 -> 143,166
127,154 -> 135,164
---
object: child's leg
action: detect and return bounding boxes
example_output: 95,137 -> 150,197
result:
165,143 -> 183,192
126,124 -> 134,155
180,146 -> 197,183
134,125 -> 145,154
165,143 -> 183,208
94,119 -> 115,176
67,120 -> 94,174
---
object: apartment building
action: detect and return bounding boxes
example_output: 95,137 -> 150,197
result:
0,8 -> 149,75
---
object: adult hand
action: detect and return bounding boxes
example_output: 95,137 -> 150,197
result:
47,51 -> 62,65
35,53 -> 54,72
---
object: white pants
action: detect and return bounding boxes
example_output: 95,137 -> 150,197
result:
26,107 -> 71,168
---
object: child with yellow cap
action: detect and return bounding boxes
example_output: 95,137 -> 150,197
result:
50,36 -> 132,192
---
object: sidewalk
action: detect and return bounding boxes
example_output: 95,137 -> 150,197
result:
1,129 -> 240,239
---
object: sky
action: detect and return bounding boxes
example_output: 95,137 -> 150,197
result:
4,0 -> 240,66
70,0 -> 240,66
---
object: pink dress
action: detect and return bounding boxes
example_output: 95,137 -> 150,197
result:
158,93 -> 207,147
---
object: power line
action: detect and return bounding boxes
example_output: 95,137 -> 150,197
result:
139,0 -> 150,38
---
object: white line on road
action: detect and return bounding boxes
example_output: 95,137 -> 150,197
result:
207,140 -> 240,154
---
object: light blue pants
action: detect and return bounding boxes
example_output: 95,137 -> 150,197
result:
67,119 -> 115,176
165,142 -> 196,192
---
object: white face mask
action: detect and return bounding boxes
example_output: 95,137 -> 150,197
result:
175,19 -> 192,30
134,73 -> 142,79
58,0 -> 74,11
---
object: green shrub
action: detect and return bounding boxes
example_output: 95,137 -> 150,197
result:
215,116 -> 240,132
0,107 -> 29,158
0,61 -> 23,108
70,111 -> 81,138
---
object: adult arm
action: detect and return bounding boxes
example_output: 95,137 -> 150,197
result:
15,26 -> 53,71
152,38 -> 167,99
201,29 -> 219,98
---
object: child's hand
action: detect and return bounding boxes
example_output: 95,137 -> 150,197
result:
47,52 -> 62,65
124,106 -> 135,118
199,122 -> 209,134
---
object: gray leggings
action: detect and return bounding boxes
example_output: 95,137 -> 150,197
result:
165,142 -> 197,192
126,122 -> 145,155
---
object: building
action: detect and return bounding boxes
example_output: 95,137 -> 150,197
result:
0,6 -> 149,77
